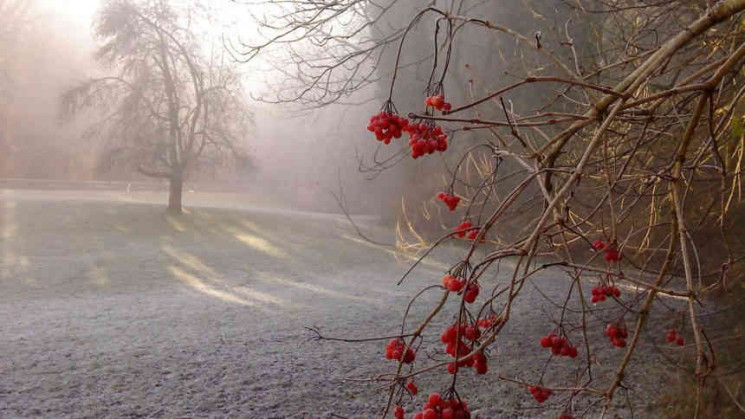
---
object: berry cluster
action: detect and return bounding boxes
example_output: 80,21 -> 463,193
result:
590,285 -> 621,303
442,274 -> 464,292
539,333 -> 578,358
437,192 -> 460,211
425,94 -> 453,112
441,324 -> 488,374
666,329 -> 685,346
411,392 -> 471,419
385,338 -> 416,364
558,413 -> 575,419
477,314 -> 500,329
463,284 -> 479,303
367,112 -> 409,144
528,386 -> 552,403
592,240 -> 622,262
441,280 -> 480,303
454,220 -> 472,238
406,123 -> 448,158
605,323 -> 628,348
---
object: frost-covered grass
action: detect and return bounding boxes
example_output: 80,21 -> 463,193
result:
0,189 -> 678,417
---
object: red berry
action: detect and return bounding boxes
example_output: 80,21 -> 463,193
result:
406,380 -> 418,395
540,336 -> 551,348
423,409 -> 437,419
447,278 -> 464,292
676,336 -> 685,346
394,405 -> 405,419
428,393 -> 442,406
464,326 -> 481,341
464,284 -> 479,303
592,239 -> 606,250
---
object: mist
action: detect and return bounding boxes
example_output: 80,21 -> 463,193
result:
2,0 -> 744,417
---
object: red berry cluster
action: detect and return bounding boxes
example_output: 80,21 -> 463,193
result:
437,192 -> 460,211
425,94 -> 453,112
406,123 -> 448,158
528,386 -> 552,403
394,405 -> 405,419
465,229 -> 484,241
385,338 -> 416,363
367,112 -> 409,144
412,392 -> 471,419
558,413 -> 575,419
441,324 -> 488,374
463,284 -> 479,303
590,285 -> 620,303
666,329 -> 685,346
477,314 -> 500,329
605,323 -> 628,348
442,274 -> 464,292
442,279 -> 480,303
592,240 -> 622,262
454,220 -> 472,238
539,333 -> 578,358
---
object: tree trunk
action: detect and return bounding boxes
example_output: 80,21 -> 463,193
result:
167,171 -> 183,214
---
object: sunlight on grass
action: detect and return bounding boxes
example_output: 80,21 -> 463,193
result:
163,244 -> 285,308
341,234 -> 451,272
162,244 -> 218,276
1,197 -> 30,282
219,224 -> 289,259
87,265 -> 109,287
165,215 -> 188,232
168,266 -> 256,307
254,270 -> 377,304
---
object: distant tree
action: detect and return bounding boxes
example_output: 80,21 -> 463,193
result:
63,0 -> 251,213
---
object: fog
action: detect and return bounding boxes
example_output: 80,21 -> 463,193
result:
0,0 -> 553,219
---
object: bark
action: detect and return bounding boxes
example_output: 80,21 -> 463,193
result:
167,170 -> 183,214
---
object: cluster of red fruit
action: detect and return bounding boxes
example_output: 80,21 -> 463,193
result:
425,94 -> 453,112
437,192 -> 460,211
558,413 -> 575,419
539,333 -> 578,358
466,229 -> 483,241
442,274 -> 465,292
590,285 -> 621,303
454,220 -> 472,238
442,276 -> 480,303
605,323 -> 628,347
441,324 -> 488,374
411,392 -> 471,419
367,112 -> 409,144
477,314 -> 500,329
666,329 -> 685,346
592,239 -> 622,262
406,123 -> 448,158
528,386 -> 552,403
385,338 -> 416,364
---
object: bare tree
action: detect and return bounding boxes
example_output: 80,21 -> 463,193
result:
64,0 -> 251,213
234,0 -> 745,416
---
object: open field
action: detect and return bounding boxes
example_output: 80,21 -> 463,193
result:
0,189 -> 683,418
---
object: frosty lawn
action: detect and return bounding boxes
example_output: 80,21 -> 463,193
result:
0,189 -> 676,417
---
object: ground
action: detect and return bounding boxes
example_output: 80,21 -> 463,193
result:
0,189 -> 684,418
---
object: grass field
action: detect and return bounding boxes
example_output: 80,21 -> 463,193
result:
0,189 -> 682,417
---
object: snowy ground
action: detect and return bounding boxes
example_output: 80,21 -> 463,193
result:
0,189 -> 683,418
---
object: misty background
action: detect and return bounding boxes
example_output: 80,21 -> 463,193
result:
0,0 -> 567,221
